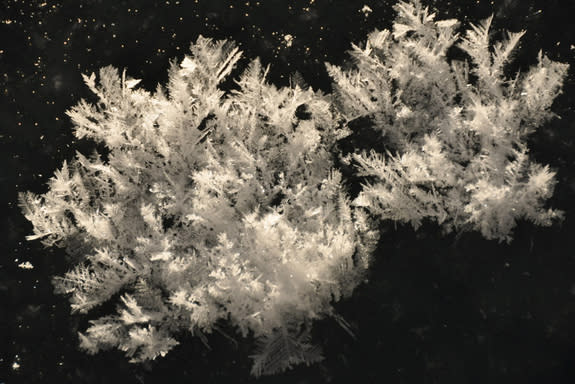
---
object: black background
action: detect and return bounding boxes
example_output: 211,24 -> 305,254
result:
1,0 -> 575,382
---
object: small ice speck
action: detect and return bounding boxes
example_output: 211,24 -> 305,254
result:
18,261 -> 34,269
360,5 -> 373,17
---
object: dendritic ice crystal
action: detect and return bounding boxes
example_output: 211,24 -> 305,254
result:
19,36 -> 378,376
19,0 -> 567,376
330,1 -> 568,243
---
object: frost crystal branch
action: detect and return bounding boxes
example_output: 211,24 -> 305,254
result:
19,36 -> 378,375
329,0 -> 568,242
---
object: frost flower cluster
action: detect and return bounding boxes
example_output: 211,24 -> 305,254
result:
19,0 -> 567,376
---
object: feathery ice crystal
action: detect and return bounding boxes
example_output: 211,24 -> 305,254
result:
19,36 -> 378,375
329,0 -> 568,242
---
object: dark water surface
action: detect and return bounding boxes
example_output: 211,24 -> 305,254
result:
1,0 -> 575,382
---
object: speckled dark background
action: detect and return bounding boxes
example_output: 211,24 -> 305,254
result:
1,0 -> 575,383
